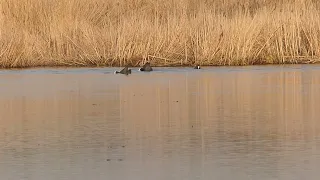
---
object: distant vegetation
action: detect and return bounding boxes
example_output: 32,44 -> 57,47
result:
0,0 -> 320,68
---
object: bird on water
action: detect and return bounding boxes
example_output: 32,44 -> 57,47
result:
194,65 -> 201,69
114,66 -> 132,75
139,62 -> 153,72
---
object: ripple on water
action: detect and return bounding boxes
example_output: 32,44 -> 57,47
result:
0,64 -> 320,180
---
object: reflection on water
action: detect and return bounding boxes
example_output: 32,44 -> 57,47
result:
0,65 -> 320,180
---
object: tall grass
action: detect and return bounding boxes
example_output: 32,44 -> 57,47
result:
1,0 -> 320,68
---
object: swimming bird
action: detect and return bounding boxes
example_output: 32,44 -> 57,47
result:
194,65 -> 201,69
114,66 -> 132,75
139,62 -> 153,72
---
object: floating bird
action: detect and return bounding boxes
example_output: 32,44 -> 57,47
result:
114,66 -> 132,75
139,62 -> 153,72
194,65 -> 201,69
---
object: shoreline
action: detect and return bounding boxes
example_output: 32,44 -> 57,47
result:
1,61 -> 319,70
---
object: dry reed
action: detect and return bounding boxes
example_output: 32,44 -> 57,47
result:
1,0 -> 320,68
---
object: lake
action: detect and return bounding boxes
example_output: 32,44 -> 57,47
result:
0,65 -> 320,180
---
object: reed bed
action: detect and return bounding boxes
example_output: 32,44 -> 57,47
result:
1,0 -> 320,68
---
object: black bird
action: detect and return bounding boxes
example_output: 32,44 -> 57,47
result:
139,62 -> 153,72
194,65 -> 201,69
114,66 -> 132,75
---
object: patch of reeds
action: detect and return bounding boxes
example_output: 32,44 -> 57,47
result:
1,0 -> 320,68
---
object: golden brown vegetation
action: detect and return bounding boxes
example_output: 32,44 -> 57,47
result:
1,0 -> 320,68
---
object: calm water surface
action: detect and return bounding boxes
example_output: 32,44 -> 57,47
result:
0,65 -> 320,180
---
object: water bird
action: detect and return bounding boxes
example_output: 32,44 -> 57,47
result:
114,66 -> 132,75
194,65 -> 201,69
139,62 -> 153,72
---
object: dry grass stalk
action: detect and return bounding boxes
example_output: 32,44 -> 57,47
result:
0,0 -> 320,68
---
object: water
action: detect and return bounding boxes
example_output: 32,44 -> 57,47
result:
0,64 -> 320,180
